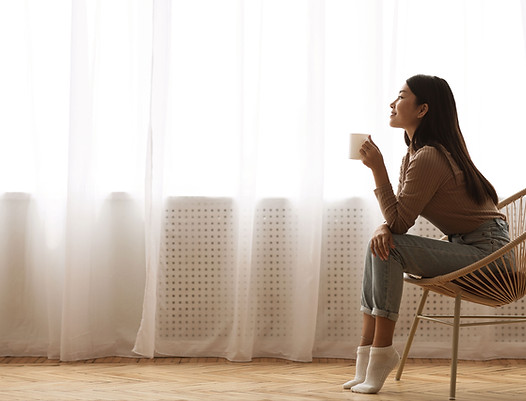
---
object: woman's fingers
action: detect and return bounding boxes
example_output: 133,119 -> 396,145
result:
367,135 -> 383,152
371,235 -> 395,261
371,240 -> 389,260
380,240 -> 390,260
360,137 -> 372,153
361,140 -> 372,152
370,224 -> 394,261
360,136 -> 383,165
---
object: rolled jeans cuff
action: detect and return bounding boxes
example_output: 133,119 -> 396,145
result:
360,305 -> 399,322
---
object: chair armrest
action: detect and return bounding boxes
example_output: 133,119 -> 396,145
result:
498,188 -> 526,209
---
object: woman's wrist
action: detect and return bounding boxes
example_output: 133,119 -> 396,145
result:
372,164 -> 390,188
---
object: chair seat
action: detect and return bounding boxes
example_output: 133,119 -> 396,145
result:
404,275 -> 522,308
452,271 -> 526,304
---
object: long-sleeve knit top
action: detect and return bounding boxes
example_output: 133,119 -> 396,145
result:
374,145 -> 505,235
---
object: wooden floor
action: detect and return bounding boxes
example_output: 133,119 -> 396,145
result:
1,357 -> 526,401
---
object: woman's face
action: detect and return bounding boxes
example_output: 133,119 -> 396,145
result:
389,83 -> 427,138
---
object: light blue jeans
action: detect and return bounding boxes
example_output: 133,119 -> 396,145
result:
360,218 -> 510,321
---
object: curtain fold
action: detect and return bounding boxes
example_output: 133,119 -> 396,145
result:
1,0 -> 526,361
133,0 -> 171,359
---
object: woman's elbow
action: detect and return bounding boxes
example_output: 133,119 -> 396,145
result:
388,221 -> 410,235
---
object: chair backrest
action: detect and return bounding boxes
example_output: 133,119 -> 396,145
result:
440,188 -> 526,306
499,188 -> 526,242
494,188 -> 526,303
455,188 -> 526,305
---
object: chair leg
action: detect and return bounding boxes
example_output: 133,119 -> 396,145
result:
395,289 -> 429,381
449,293 -> 461,400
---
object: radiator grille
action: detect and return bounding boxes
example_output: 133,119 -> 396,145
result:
316,199 -> 376,343
252,200 -> 296,338
157,197 -> 526,356
158,198 -> 236,339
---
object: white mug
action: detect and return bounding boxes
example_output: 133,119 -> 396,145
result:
349,133 -> 369,159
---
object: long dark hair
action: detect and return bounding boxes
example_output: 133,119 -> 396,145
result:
405,74 -> 498,205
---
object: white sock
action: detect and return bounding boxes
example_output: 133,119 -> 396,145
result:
342,345 -> 371,389
351,345 -> 400,394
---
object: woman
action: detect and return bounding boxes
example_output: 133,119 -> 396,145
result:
343,75 -> 509,394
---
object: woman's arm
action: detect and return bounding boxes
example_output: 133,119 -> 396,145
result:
360,139 -> 449,234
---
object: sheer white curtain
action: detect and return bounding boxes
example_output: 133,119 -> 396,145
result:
134,0 -> 327,362
0,0 -> 525,361
0,0 -> 151,360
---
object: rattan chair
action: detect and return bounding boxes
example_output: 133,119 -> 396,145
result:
395,188 -> 526,400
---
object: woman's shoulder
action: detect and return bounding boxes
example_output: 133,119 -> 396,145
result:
410,145 -> 449,166
409,144 -> 462,181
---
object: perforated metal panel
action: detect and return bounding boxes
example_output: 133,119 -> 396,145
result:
315,199 -> 377,346
156,197 -> 526,357
252,199 -> 296,338
157,198 -> 236,340
157,198 -> 299,342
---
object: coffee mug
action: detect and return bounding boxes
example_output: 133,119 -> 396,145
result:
349,133 -> 369,159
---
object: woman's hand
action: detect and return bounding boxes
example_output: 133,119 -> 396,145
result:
370,224 -> 395,261
360,136 -> 384,170
360,136 -> 390,188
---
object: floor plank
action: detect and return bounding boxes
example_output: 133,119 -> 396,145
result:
0,357 -> 525,400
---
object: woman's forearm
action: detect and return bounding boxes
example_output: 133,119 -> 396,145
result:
371,164 -> 390,189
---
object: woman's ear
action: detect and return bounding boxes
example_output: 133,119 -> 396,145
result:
417,103 -> 429,119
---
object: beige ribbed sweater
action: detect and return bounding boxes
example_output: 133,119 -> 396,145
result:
374,145 -> 505,235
